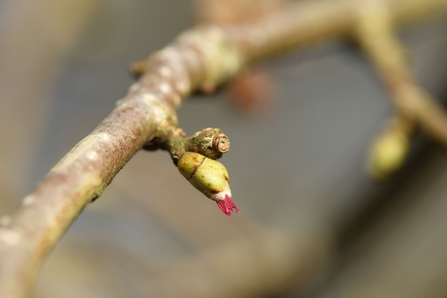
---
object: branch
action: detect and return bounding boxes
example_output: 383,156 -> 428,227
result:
1,0 -> 447,296
354,0 -> 447,178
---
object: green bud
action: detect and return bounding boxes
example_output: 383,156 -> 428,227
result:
177,152 -> 239,216
369,129 -> 410,180
178,152 -> 230,198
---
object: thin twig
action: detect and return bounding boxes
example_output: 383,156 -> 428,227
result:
355,0 -> 447,178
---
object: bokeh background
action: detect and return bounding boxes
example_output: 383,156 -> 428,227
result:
1,0 -> 447,297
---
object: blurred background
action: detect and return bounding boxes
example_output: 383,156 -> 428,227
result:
1,0 -> 447,297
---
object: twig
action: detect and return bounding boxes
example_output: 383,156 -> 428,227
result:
1,0 -> 447,296
354,0 -> 447,178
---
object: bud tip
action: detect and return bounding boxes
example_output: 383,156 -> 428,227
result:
216,195 -> 240,217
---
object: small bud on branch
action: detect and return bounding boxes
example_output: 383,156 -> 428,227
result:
369,124 -> 410,180
178,152 -> 239,216
143,126 -> 236,214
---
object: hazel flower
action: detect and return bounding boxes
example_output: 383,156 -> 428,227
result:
216,194 -> 240,216
177,152 -> 240,216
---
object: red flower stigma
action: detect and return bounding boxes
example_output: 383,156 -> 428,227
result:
216,195 -> 240,217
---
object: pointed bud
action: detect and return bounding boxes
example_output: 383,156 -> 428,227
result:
178,152 -> 239,216
369,128 -> 410,180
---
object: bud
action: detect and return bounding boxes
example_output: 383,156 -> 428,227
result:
369,128 -> 410,180
178,152 -> 240,216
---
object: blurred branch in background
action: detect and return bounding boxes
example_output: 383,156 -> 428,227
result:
357,0 -> 447,179
1,0 -> 447,297
195,0 -> 283,118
